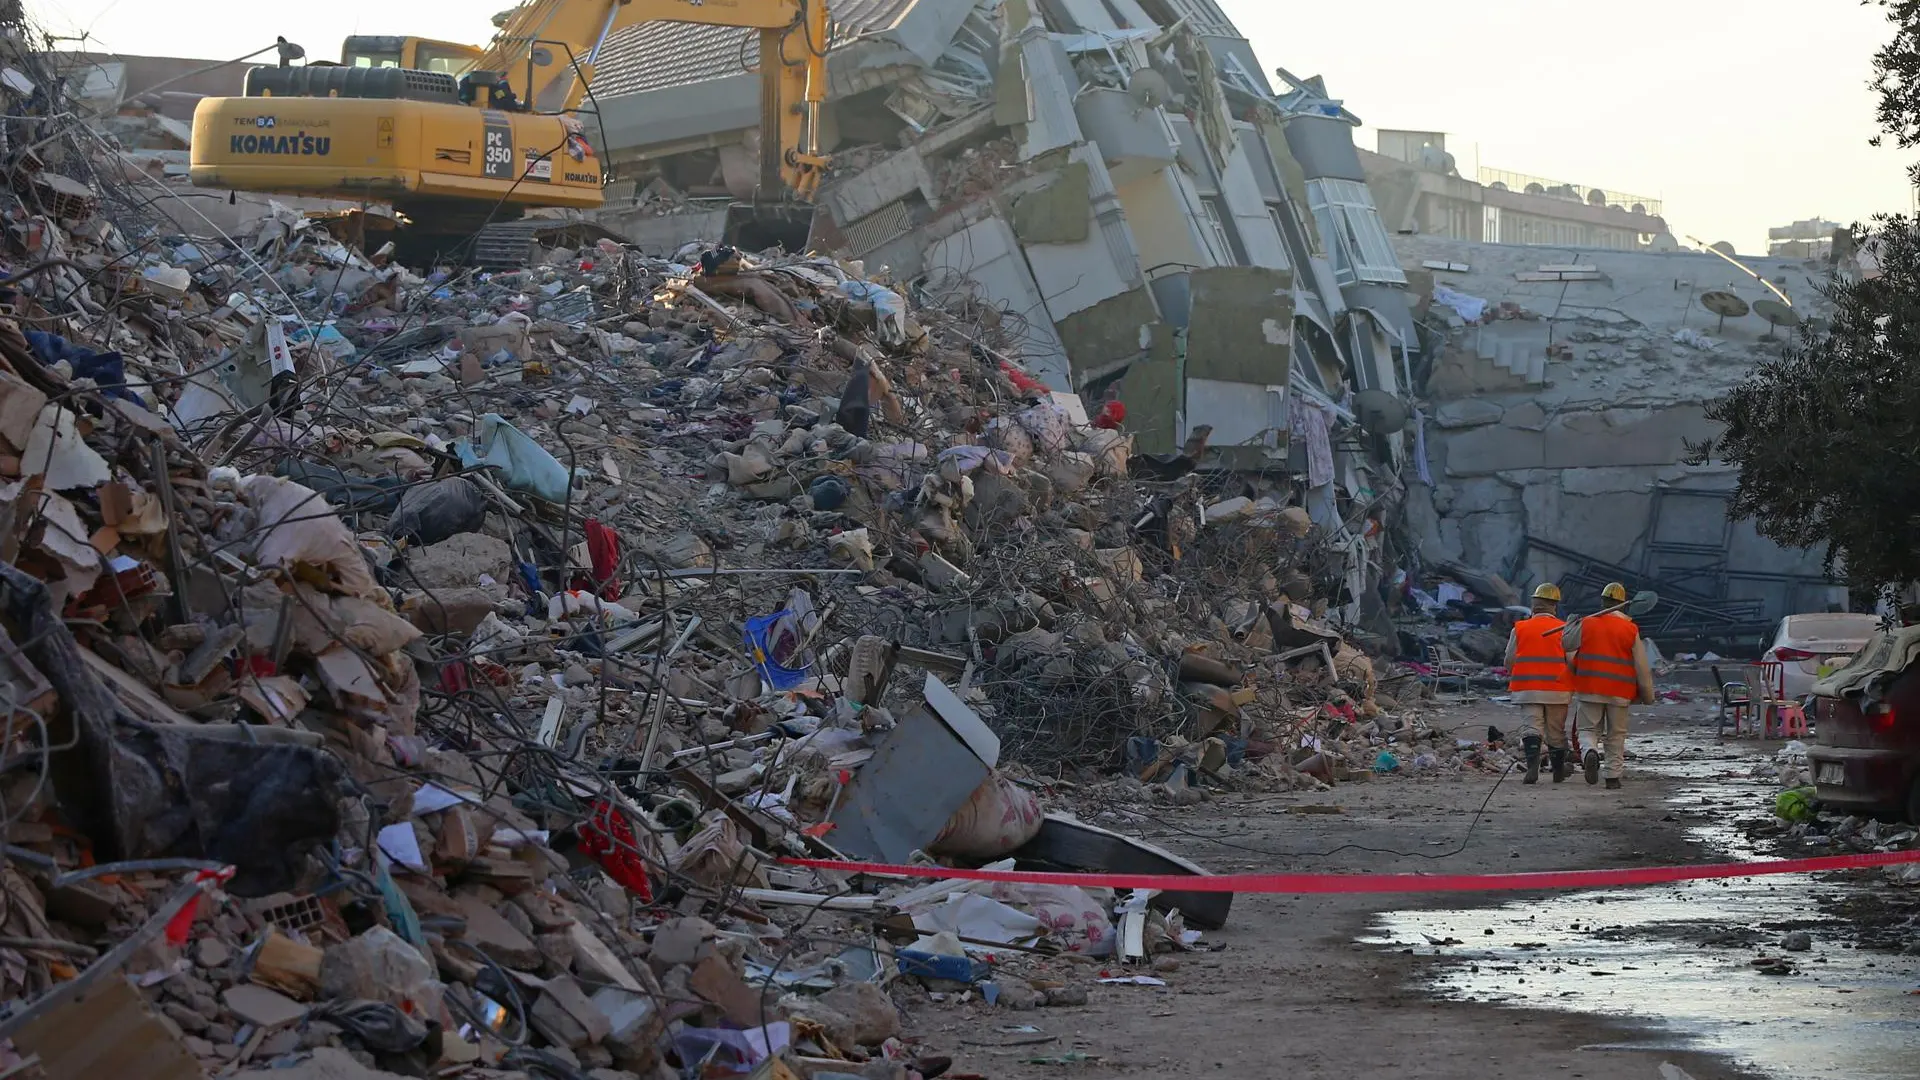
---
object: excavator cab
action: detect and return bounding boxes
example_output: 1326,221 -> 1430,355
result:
339,36 -> 482,77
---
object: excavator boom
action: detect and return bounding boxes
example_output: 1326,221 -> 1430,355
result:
188,0 -> 832,258
480,0 -> 829,198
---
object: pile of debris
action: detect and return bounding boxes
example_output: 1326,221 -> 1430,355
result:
0,19 -> 1509,1080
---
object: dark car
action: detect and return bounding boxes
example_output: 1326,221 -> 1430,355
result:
1810,660 -> 1920,823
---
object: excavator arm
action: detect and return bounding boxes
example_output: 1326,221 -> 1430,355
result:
482,0 -> 830,199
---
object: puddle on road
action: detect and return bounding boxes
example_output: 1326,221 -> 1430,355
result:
1364,727 -> 1920,1079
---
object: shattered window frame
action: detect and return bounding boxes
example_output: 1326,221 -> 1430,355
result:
1307,178 -> 1409,286
1199,196 -> 1240,266
1217,50 -> 1265,97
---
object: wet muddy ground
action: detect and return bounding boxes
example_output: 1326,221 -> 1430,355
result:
1364,713 -> 1920,1079
910,705 -> 1911,1079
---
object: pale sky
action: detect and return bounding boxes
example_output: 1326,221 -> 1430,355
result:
28,0 -> 1915,252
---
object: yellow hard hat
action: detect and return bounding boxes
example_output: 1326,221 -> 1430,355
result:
1602,582 -> 1628,603
1532,583 -> 1562,602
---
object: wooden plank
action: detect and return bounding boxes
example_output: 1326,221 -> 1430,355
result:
79,646 -> 197,725
11,975 -> 199,1080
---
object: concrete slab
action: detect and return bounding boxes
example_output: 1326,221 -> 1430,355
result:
1540,405 -> 1714,470
1443,425 -> 1545,476
1432,399 -> 1504,429
1501,401 -> 1549,431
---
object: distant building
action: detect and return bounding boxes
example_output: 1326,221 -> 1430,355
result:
1768,217 -> 1842,260
1360,130 -> 1672,251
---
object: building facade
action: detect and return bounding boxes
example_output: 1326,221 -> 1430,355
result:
1361,130 -> 1673,253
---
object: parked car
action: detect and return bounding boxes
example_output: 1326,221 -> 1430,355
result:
1765,613 -> 1884,700
1809,644 -> 1920,824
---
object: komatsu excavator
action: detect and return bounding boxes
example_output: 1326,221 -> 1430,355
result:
188,0 -> 830,259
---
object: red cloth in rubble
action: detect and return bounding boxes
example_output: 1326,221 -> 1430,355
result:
579,799 -> 654,902
570,519 -> 624,600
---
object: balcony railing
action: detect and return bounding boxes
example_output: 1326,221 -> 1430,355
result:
1476,167 -> 1662,218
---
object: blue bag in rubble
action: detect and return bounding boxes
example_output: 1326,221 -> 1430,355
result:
744,608 -> 813,691
456,413 -> 571,503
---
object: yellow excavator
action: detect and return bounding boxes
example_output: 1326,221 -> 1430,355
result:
189,0 -> 831,260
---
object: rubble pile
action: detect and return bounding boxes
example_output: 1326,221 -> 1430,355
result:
0,21 -> 1514,1080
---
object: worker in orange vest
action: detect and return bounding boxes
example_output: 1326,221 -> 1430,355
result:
1505,583 -> 1573,783
1562,582 -> 1655,789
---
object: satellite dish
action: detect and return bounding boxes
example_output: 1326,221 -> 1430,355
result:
1587,188 -> 1608,207
1525,182 -> 1545,195
1352,389 -> 1411,435
1490,181 -> 1509,191
1710,240 -> 1737,258
1129,69 -> 1172,110
1700,289 -> 1750,333
1631,203 -> 1647,215
1752,298 -> 1799,340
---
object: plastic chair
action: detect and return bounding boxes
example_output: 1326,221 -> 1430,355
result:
1742,661 -> 1802,739
1712,664 -> 1753,737
1776,701 -> 1809,739
1424,643 -> 1473,694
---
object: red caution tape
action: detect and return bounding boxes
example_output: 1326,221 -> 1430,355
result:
779,849 -> 1920,895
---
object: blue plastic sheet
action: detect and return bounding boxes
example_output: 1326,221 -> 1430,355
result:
456,413 -> 571,503
23,330 -> 138,403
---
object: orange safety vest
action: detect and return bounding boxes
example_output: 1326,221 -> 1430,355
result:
1572,612 -> 1642,699
1508,614 -> 1571,694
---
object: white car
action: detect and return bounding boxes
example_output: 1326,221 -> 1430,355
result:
1764,613 -> 1885,700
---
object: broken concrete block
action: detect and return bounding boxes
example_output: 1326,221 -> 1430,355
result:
529,974 -> 611,1048
689,954 -> 766,1027
220,984 -> 308,1028
404,533 -> 513,590
591,985 -> 662,1071
232,1046 -> 414,1079
648,916 -> 715,968
816,981 -> 900,1045
458,322 -> 529,364
321,926 -> 434,1010
456,894 -> 543,969
0,370 -> 47,451
569,921 -> 647,992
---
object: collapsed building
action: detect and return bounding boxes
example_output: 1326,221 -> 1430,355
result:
1400,234 -> 1846,643
31,1 -> 1857,653
594,0 -> 1420,633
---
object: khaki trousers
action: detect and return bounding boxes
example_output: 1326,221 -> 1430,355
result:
1519,703 -> 1569,751
1576,699 -> 1631,780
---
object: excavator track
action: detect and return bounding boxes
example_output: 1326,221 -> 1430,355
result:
469,220 -> 546,268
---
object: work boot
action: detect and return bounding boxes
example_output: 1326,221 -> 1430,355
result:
1522,736 -> 1542,785
1605,778 -> 1623,790
1583,748 -> 1601,786
1550,748 -> 1570,783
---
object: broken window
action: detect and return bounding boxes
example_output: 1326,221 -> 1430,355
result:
1199,197 -> 1246,265
1216,50 -> 1265,97
1267,204 -> 1293,247
1305,178 -> 1408,286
